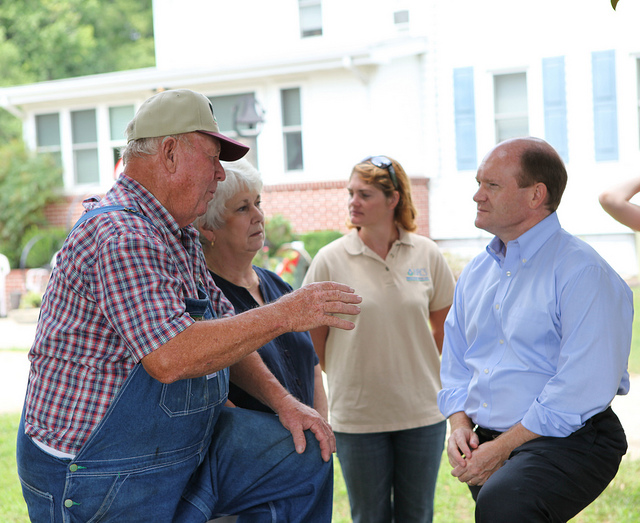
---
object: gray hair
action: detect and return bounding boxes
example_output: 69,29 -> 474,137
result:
196,158 -> 263,230
120,132 -> 192,165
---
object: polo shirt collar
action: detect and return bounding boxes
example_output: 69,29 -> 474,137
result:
344,226 -> 413,256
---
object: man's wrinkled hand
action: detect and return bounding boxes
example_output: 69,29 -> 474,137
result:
275,393 -> 336,462
281,282 -> 362,332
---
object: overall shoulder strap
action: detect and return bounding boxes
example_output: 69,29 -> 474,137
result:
71,205 -> 155,233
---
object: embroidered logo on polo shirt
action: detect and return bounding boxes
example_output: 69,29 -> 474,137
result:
406,268 -> 430,282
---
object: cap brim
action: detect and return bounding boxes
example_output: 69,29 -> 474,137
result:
199,131 -> 250,161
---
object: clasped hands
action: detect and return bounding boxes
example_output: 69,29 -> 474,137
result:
447,426 -> 510,486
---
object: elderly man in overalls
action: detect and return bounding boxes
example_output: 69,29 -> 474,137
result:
16,89 -> 361,522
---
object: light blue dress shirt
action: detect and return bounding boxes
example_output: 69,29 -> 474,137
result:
438,213 -> 633,437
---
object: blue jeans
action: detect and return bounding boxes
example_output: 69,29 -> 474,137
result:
17,284 -> 333,522
17,387 -> 333,523
335,421 -> 446,523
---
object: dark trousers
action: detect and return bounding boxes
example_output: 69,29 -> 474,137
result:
468,407 -> 627,523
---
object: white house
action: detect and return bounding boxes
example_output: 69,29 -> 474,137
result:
2,0 -> 640,277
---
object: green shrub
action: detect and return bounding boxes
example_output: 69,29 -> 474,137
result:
299,230 -> 343,258
0,140 -> 63,267
20,291 -> 43,309
19,225 -> 67,268
263,214 -> 295,257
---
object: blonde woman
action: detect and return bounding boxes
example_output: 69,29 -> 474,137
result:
303,156 -> 455,523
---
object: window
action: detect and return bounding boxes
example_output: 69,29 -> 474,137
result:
109,105 -> 135,170
299,0 -> 322,38
208,93 -> 258,165
494,73 -> 529,143
71,109 -> 99,185
394,10 -> 410,26
542,57 -> 569,162
35,113 -> 62,167
592,50 -> 618,162
281,88 -> 303,171
453,67 -> 477,170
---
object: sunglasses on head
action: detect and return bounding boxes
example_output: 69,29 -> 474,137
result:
361,155 -> 399,189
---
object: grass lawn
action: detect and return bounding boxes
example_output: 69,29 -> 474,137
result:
4,288 -> 640,521
3,408 -> 639,523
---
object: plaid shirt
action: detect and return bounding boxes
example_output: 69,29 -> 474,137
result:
24,175 -> 233,454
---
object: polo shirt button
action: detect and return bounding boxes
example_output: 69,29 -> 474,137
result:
69,464 -> 78,472
483,403 -> 488,408
484,368 -> 489,374
385,267 -> 389,271
64,499 -> 74,508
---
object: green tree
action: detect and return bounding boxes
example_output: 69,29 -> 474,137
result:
0,0 -> 154,84
0,0 -> 155,142
0,141 -> 63,267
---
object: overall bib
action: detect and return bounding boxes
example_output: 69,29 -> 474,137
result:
17,206 -> 333,522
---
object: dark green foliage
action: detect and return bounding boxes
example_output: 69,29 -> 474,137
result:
263,214 -> 296,257
0,0 -> 154,85
19,225 -> 67,269
298,229 -> 343,258
0,141 -> 63,267
0,0 -> 155,142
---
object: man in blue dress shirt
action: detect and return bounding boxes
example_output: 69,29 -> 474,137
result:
438,137 -> 632,522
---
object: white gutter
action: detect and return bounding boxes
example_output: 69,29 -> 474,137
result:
0,36 -> 428,108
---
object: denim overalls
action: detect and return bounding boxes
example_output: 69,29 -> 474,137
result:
17,206 -> 333,522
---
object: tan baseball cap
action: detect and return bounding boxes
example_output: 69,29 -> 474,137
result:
126,89 -> 250,161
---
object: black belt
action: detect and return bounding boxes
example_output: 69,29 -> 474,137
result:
474,426 -> 503,442
474,406 -> 615,443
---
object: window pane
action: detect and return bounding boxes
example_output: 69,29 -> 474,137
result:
109,105 -> 135,140
394,10 -> 410,24
284,131 -> 303,170
281,88 -> 301,127
210,93 -> 260,134
74,148 -> 99,184
494,73 -> 527,113
299,1 -> 322,37
36,113 -> 61,147
496,117 -> 529,142
71,109 -> 97,144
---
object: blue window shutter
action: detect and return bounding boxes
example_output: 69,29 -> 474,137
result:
592,50 -> 619,162
453,67 -> 477,170
542,57 -> 569,163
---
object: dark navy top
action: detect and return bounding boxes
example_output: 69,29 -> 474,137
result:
211,266 -> 319,413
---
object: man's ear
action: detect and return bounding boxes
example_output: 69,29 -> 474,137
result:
160,136 -> 179,173
530,183 -> 548,210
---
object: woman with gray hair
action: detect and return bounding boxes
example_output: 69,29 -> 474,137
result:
195,159 -> 327,418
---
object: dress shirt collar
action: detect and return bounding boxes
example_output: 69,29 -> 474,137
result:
486,212 -> 560,266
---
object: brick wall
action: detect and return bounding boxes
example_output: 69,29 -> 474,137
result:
262,177 -> 430,236
43,178 -> 431,236
5,178 -> 430,311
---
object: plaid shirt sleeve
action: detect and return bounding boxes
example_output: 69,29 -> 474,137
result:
93,231 -> 195,362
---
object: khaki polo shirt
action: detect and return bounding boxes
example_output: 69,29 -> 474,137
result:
303,228 -> 455,433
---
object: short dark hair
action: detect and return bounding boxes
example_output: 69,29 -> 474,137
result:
517,142 -> 567,212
